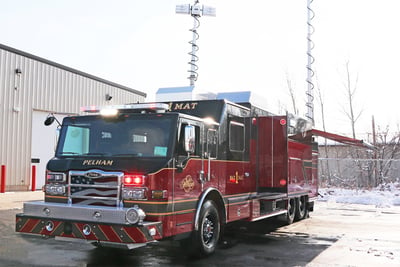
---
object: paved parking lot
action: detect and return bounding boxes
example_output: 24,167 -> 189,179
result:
1,192 -> 400,266
0,191 -> 44,210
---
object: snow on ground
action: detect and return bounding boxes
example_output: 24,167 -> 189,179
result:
318,182 -> 400,208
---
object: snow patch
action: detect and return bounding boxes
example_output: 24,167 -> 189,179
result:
318,182 -> 400,207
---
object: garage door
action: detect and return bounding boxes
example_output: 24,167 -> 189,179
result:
31,111 -> 68,190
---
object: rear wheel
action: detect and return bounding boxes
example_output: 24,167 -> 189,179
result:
286,198 -> 296,224
295,196 -> 308,221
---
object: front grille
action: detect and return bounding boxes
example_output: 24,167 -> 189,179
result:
68,170 -> 124,207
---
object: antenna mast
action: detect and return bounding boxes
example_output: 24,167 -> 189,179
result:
306,0 -> 315,124
176,1 -> 216,86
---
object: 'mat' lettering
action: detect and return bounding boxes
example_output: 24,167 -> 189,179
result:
173,103 -> 198,110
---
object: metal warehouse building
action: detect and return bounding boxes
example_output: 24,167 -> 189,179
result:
0,43 -> 146,192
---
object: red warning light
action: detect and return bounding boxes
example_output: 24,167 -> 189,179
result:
280,119 -> 287,126
279,179 -> 287,186
124,175 -> 145,186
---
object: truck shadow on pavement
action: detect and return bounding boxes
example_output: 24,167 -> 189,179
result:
86,218 -> 339,267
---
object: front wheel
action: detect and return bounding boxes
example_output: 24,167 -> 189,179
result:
192,200 -> 221,257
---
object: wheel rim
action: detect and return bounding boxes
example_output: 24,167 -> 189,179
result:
202,215 -> 215,246
299,197 -> 306,217
288,199 -> 295,215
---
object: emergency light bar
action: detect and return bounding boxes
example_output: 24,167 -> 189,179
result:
81,103 -> 169,115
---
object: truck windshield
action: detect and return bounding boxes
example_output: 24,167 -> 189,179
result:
56,114 -> 176,158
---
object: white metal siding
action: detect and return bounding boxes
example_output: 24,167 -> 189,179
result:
0,45 -> 145,191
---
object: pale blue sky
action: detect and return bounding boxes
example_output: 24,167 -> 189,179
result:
1,0 -> 399,137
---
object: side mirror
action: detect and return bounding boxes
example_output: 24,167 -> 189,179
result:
44,116 -> 55,126
184,125 -> 195,154
44,114 -> 61,127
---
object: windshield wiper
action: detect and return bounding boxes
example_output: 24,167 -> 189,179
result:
59,152 -> 80,155
82,152 -> 111,156
113,153 -> 141,157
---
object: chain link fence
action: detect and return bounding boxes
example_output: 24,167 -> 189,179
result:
318,158 -> 400,188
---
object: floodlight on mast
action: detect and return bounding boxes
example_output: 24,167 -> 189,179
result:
176,1 -> 216,86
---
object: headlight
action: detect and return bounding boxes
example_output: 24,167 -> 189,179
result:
45,184 -> 66,195
122,188 -> 146,200
47,172 -> 66,182
126,205 -> 146,224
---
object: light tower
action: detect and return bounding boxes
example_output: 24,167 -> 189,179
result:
176,1 -> 216,86
306,0 -> 315,125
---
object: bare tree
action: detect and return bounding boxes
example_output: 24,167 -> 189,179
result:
339,61 -> 364,187
342,60 -> 363,139
339,61 -> 362,187
315,73 -> 332,184
375,125 -> 400,186
285,71 -> 299,115
315,75 -> 326,132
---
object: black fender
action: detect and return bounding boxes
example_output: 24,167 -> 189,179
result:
194,187 -> 226,231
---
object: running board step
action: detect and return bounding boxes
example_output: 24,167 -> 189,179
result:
249,209 -> 287,222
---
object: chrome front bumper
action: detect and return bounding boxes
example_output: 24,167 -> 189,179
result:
22,201 -> 144,225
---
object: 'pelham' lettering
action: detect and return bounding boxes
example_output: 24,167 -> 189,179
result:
82,160 -> 114,166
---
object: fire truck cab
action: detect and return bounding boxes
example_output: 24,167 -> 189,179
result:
16,99 -> 318,256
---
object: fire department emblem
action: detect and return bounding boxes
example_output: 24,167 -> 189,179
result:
229,171 -> 244,184
180,175 -> 195,193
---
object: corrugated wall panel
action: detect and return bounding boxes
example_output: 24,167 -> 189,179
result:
0,45 -> 146,191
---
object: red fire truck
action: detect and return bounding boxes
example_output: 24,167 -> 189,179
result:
16,99 -> 366,256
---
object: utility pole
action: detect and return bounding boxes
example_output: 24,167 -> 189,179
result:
372,115 -> 377,186
176,1 -> 216,86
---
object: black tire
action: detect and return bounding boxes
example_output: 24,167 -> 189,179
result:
295,196 -> 308,221
286,198 -> 296,224
192,200 -> 221,257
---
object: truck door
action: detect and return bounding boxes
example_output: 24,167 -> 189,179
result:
172,119 -> 204,236
256,116 -> 288,191
205,126 -> 218,185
